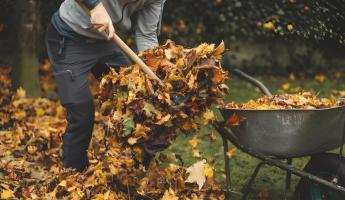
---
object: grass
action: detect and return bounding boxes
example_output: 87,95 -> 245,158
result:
162,74 -> 345,200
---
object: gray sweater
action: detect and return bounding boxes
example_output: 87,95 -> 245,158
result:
57,0 -> 164,51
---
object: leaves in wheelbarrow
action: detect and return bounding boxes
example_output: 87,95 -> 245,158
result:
226,92 -> 343,110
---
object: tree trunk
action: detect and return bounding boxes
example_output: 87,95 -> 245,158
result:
12,0 -> 42,97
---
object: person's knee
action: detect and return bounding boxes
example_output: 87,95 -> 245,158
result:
65,99 -> 95,120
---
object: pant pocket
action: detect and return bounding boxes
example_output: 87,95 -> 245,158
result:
53,70 -> 74,105
46,38 -> 65,66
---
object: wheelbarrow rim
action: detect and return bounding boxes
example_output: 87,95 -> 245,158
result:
221,105 -> 345,112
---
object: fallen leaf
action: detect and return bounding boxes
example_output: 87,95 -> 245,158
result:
192,150 -> 201,158
314,74 -> 326,82
128,137 -> 138,145
226,148 -> 237,158
263,21 -> 275,30
281,83 -> 290,90
16,87 -> 26,98
287,24 -> 294,31
161,188 -> 178,200
185,160 -> 207,190
189,137 -> 198,148
1,189 -> 15,199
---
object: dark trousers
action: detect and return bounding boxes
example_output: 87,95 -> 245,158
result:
45,23 -> 131,171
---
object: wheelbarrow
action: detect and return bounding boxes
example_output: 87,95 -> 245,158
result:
215,69 -> 345,200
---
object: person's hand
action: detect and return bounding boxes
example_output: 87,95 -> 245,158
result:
90,2 -> 115,40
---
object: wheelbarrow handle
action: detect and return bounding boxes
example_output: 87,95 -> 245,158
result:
231,68 -> 273,97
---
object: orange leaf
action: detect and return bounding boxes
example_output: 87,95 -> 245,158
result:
225,113 -> 245,126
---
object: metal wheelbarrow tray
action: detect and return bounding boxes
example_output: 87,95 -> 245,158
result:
221,106 -> 345,158
214,69 -> 345,200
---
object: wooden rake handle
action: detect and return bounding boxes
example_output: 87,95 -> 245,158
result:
112,34 -> 164,86
76,0 -> 164,87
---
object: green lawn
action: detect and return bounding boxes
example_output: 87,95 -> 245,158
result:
162,75 -> 345,200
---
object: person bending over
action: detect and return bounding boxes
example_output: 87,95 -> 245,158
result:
46,0 -> 165,171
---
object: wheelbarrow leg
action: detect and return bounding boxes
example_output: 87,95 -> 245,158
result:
221,134 -> 232,200
242,161 -> 267,200
335,121 -> 345,183
285,158 -> 292,192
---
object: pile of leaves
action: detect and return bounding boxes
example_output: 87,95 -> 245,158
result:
99,40 -> 228,154
226,92 -> 345,110
0,40 -> 228,199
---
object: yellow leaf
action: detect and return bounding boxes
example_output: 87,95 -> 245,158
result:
161,188 -> 178,200
287,24 -> 294,31
92,193 -> 104,200
202,109 -> 215,122
35,107 -> 45,117
263,21 -> 275,30
281,83 -> 290,90
168,164 -> 181,172
16,87 -> 26,98
56,104 -> 65,116
1,189 -> 15,199
128,137 -> 138,145
195,43 -> 215,56
203,164 -> 214,179
226,148 -> 237,158
212,40 -> 225,59
12,110 -> 26,120
314,74 -> 326,82
187,74 -> 196,89
89,159 -> 98,164
58,180 -> 67,187
189,137 -> 198,148
2,151 -> 11,156
109,165 -> 119,175
27,145 -> 37,154
156,114 -> 171,125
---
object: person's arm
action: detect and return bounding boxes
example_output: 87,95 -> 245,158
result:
77,0 -> 115,40
134,0 -> 163,52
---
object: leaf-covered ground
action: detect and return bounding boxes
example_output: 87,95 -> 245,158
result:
1,53 -> 344,199
0,41 -> 229,200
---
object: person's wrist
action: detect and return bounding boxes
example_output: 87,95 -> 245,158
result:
81,0 -> 100,10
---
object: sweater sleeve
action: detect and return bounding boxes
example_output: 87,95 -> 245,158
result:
78,0 -> 100,10
134,0 -> 162,51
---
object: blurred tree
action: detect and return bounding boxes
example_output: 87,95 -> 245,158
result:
12,0 -> 42,96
